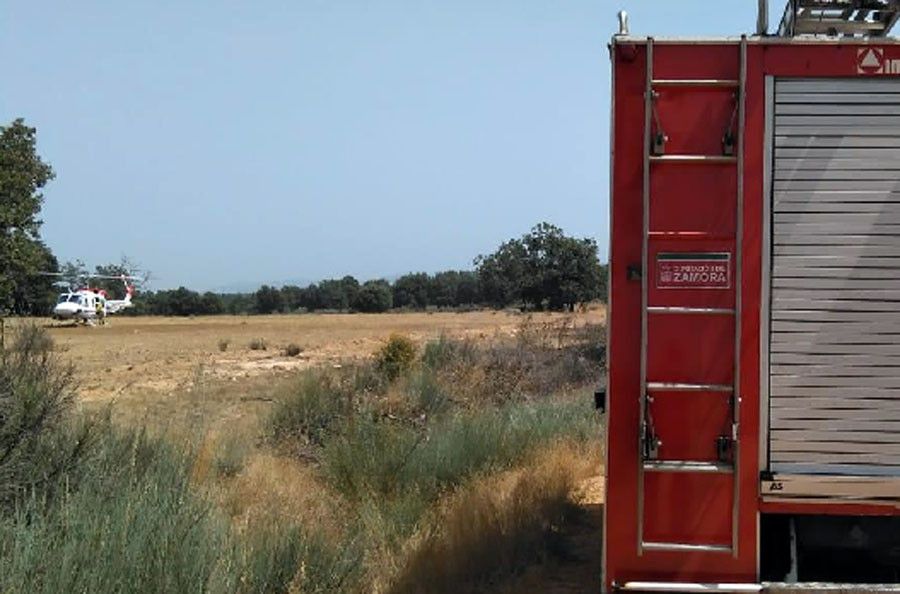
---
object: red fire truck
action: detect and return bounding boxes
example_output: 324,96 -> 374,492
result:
604,1 -> 900,591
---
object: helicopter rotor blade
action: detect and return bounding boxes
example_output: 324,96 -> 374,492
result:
37,271 -> 143,281
87,274 -> 143,281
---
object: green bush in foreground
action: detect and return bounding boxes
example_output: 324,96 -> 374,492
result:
0,427 -> 359,593
0,327 -> 360,594
323,397 -> 595,506
0,430 -> 227,593
375,334 -> 417,381
0,325 -> 89,512
266,370 -> 357,448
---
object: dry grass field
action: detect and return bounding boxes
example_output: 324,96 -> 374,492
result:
1,307 -> 606,593
7,309 -> 604,428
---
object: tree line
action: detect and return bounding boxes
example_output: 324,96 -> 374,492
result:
1,119 -> 607,316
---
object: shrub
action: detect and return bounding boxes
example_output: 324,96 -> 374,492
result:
217,338 -> 230,352
0,327 -> 368,594
283,343 -> 303,357
266,370 -> 356,450
0,325 -> 95,513
249,338 -> 268,351
417,324 -> 605,405
238,516 -> 361,594
375,335 -> 417,381
405,368 -> 448,416
322,415 -> 422,502
421,334 -> 476,371
322,397 -> 595,507
0,425 -> 362,593
0,429 -> 229,593
213,434 -> 248,479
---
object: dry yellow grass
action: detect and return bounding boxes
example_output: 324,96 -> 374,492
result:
15,309 -> 604,403
389,440 -> 602,594
3,308 -> 604,435
3,308 -> 607,593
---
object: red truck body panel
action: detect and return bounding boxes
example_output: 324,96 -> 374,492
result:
605,38 -> 900,590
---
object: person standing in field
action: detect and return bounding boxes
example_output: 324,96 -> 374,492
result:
95,298 -> 106,325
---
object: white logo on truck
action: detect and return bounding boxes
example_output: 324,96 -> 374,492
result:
857,48 -> 900,74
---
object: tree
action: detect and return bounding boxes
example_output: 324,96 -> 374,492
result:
340,275 -> 360,309
318,279 -> 349,310
299,284 -> 321,312
10,242 -> 58,315
474,238 -> 527,308
255,285 -> 283,314
221,293 -> 254,315
430,270 -> 479,308
0,119 -> 56,312
392,273 -> 431,309
280,285 -> 304,312
58,260 -> 86,289
199,292 -> 224,315
166,287 -> 202,316
455,270 -> 480,306
93,257 -> 145,299
521,222 -> 603,310
353,280 -> 392,313
475,223 -> 603,311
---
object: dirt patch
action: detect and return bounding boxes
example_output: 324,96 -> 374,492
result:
20,309 -> 604,404
2,309 -> 605,433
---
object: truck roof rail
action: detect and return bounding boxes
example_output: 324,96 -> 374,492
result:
777,0 -> 900,37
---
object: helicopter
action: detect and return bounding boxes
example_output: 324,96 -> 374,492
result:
43,273 -> 142,325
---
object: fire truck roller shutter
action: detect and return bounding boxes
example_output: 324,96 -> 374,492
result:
770,77 -> 900,478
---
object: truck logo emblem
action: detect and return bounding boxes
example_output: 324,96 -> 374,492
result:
857,47 -> 893,74
655,252 -> 731,290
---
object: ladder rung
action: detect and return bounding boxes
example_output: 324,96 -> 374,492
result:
652,78 -> 739,88
643,460 -> 733,474
647,382 -> 733,392
764,583 -> 900,592
794,19 -> 886,34
650,155 -> 736,164
647,306 -> 734,315
642,541 -> 732,554
647,231 -> 733,240
618,582 -> 760,593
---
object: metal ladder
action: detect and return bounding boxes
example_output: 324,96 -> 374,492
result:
636,36 -> 747,557
777,0 -> 900,37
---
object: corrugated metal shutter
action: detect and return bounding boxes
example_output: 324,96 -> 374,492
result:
771,78 -> 900,477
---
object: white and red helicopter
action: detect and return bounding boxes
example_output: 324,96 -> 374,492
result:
44,274 -> 142,325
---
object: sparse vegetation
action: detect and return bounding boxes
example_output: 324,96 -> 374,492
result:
266,369 -> 358,451
375,334 -> 418,381
0,326 -> 361,593
213,433 -> 249,478
260,317 -> 604,590
218,338 -> 230,352
391,441 -> 592,594
248,338 -> 267,351
3,313 -> 605,593
283,343 -> 303,357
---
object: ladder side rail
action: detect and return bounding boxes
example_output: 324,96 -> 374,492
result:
637,35 -> 654,558
731,35 -> 748,559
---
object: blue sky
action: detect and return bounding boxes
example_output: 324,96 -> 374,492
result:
2,1 -> 777,290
